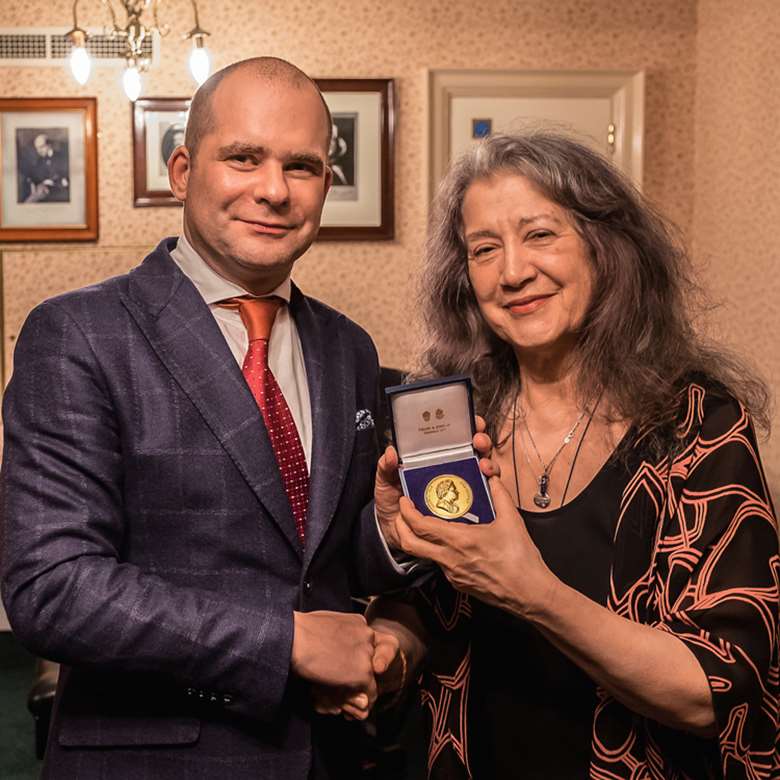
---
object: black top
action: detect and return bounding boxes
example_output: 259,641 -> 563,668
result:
468,454 -> 631,779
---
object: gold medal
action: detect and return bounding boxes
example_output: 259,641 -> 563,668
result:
424,474 -> 474,520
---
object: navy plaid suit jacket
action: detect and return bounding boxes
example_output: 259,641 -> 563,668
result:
0,238 -> 409,779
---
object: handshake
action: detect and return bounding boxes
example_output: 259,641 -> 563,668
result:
286,423 -> 495,720
291,610 -> 407,720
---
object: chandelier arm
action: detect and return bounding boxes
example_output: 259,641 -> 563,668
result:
152,0 -> 171,37
66,0 -> 88,43
187,0 -> 210,37
100,0 -> 122,36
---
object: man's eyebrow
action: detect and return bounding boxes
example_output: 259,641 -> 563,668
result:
286,152 -> 325,173
217,142 -> 265,158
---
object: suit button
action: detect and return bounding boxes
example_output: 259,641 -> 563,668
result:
198,690 -> 206,700
222,694 -> 233,705
303,580 -> 312,593
185,688 -> 195,697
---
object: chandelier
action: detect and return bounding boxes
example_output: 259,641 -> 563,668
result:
66,0 -> 212,101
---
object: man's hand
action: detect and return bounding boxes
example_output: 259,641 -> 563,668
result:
291,611 -> 377,702
310,630 -> 401,720
25,180 -> 51,203
375,415 -> 498,551
311,685 -> 370,719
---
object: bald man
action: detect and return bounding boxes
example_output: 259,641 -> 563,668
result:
1,58 -> 414,780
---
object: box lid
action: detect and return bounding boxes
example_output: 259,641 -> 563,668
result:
385,375 -> 476,461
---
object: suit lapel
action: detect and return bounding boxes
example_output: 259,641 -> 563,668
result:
291,286 -> 355,565
121,240 -> 303,558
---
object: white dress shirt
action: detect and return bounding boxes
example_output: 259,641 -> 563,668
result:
170,235 -> 313,468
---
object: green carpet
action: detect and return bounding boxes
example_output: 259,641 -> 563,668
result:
0,632 -> 40,780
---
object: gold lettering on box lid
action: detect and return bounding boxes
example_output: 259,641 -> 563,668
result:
417,422 -> 451,435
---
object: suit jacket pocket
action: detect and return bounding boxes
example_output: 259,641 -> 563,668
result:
55,667 -> 201,747
58,715 -> 200,747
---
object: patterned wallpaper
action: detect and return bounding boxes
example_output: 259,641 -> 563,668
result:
1,0 -> 697,364
0,0 -> 776,498
693,0 -> 780,498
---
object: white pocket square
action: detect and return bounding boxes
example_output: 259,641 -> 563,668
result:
355,409 -> 375,431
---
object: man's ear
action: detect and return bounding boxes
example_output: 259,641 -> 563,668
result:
168,145 -> 191,202
323,165 -> 333,198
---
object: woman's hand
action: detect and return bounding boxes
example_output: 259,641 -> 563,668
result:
375,415 -> 498,552
372,629 -> 406,697
397,478 -> 717,736
396,476 -> 556,618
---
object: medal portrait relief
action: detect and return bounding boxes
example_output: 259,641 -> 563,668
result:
435,478 -> 460,515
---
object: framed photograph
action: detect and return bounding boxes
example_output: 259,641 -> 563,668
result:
0,97 -> 98,242
315,79 -> 395,241
132,97 -> 190,207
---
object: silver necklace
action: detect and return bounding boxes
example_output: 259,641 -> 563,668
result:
516,401 -> 585,508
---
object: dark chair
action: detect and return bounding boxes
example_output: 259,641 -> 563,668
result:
28,657 -> 59,759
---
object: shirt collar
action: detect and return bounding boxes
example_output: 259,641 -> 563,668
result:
170,234 -> 292,305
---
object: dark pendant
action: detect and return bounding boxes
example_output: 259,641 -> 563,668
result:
533,492 -> 551,508
534,473 -> 551,508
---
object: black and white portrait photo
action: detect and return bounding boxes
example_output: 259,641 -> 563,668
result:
159,122 -> 185,175
328,114 -> 357,201
1,98 -> 96,239
15,127 -> 70,204
132,99 -> 190,206
316,79 -> 393,239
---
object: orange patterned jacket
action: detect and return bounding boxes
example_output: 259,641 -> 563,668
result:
414,383 -> 779,779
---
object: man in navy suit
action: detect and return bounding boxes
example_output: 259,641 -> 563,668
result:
1,57 -> 416,779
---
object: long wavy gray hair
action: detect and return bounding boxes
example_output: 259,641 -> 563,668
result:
413,131 -> 769,457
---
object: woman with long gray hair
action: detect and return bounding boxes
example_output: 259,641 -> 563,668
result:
366,132 -> 778,778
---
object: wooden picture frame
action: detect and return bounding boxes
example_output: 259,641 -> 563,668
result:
0,97 -> 98,242
315,78 -> 395,241
132,97 -> 190,207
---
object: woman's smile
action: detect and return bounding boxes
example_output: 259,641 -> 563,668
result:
504,293 -> 556,315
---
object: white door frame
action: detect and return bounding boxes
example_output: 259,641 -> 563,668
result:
427,69 -> 645,200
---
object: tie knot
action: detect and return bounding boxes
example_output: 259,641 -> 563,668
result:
220,296 -> 282,342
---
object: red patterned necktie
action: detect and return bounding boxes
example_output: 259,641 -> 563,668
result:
221,296 -> 309,546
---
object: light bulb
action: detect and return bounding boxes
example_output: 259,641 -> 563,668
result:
122,66 -> 142,102
189,43 -> 210,86
69,45 -> 91,85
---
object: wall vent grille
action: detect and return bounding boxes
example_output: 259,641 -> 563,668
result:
0,28 -> 159,67
50,33 -> 154,60
0,33 -> 47,60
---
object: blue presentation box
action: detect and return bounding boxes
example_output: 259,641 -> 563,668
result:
385,375 -> 495,525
